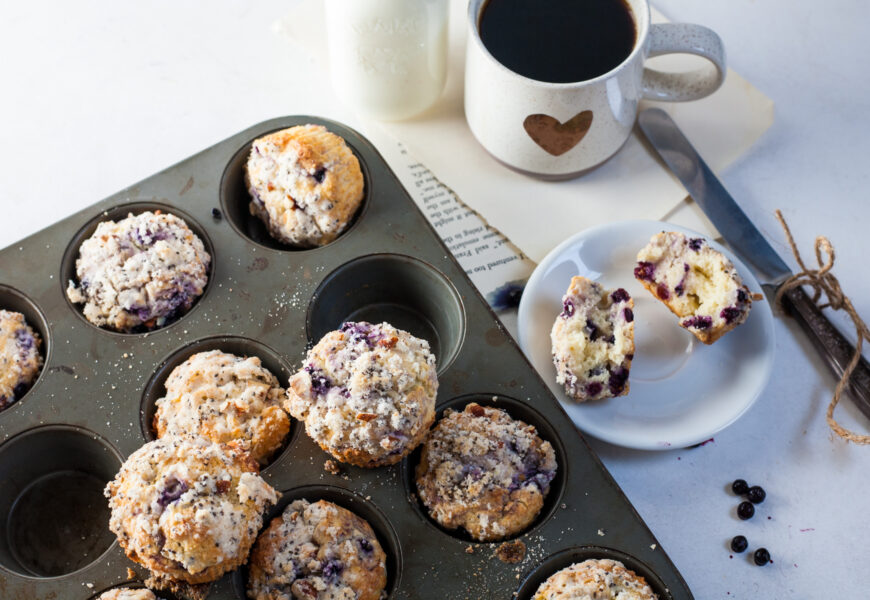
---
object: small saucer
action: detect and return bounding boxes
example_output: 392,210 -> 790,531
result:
517,220 -> 775,450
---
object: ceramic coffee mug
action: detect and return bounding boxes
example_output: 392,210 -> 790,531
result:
465,0 -> 726,179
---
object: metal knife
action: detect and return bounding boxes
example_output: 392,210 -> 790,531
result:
638,107 -> 870,419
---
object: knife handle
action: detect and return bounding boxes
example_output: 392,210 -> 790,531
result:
778,286 -> 870,420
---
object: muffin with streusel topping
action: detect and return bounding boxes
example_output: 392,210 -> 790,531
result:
246,124 -> 364,248
153,350 -> 289,464
285,321 -> 437,468
247,499 -> 387,600
415,402 -> 557,541
104,436 -> 278,585
94,588 -> 163,600
0,309 -> 43,411
534,559 -> 658,600
66,210 -> 210,332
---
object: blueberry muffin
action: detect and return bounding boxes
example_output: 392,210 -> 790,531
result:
154,350 -> 290,464
246,125 -> 365,247
550,277 -> 635,402
104,436 -> 278,585
247,499 -> 387,600
95,588 -> 162,600
285,321 -> 438,468
415,402 -> 557,542
66,211 -> 210,332
533,559 -> 658,600
0,310 -> 43,411
634,231 -> 755,344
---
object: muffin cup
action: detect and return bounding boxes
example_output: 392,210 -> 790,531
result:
219,132 -> 370,251
0,425 -> 122,577
0,284 -> 50,413
60,201 -> 215,336
232,484 -> 402,600
402,393 -> 567,543
139,334 -> 298,470
515,546 -> 672,600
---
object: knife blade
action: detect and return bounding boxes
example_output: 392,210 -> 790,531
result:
638,107 -> 870,419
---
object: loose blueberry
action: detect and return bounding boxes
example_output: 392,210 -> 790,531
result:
753,548 -> 770,566
634,261 -> 655,281
747,486 -> 766,504
730,535 -> 748,553
732,479 -> 749,495
211,207 -> 222,220
737,501 -> 755,520
610,288 -> 630,303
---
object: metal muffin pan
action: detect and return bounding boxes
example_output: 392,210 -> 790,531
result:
0,116 -> 693,599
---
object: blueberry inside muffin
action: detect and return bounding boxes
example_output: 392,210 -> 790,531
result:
550,276 -> 635,402
415,402 -> 557,541
634,231 -> 755,344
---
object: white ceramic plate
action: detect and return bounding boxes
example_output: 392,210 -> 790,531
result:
517,220 -> 775,450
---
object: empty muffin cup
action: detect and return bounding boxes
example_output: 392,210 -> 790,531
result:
0,425 -> 122,577
306,253 -> 465,374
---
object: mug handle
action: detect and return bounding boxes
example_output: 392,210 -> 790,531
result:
642,23 -> 726,102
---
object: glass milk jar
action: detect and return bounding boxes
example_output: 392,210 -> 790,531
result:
325,0 -> 449,120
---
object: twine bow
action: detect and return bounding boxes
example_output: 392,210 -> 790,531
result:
774,210 -> 870,444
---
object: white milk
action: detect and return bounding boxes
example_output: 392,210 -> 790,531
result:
325,0 -> 448,121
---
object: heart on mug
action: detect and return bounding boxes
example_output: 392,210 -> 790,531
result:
523,111 -> 594,156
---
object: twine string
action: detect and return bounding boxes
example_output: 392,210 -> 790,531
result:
774,210 -> 870,444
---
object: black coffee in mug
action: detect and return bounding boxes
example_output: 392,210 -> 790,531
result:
479,0 -> 637,84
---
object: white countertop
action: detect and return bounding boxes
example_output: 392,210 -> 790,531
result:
1,1 -> 868,597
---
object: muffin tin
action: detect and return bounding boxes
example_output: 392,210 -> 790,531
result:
0,116 -> 693,599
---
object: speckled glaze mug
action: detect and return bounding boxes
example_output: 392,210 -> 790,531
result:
465,0 -> 726,179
